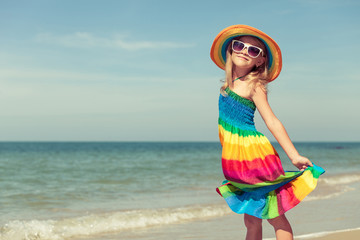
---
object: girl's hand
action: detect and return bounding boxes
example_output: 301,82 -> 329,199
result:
291,155 -> 313,171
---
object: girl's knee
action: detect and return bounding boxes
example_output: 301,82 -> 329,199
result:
267,214 -> 289,227
244,214 -> 262,229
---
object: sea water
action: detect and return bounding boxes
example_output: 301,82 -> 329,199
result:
0,142 -> 359,239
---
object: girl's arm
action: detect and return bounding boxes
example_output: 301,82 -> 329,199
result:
251,86 -> 313,171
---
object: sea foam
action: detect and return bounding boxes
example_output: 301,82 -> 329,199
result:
319,173 -> 360,185
0,204 -> 231,240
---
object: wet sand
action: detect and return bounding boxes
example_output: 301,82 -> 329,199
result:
311,229 -> 360,240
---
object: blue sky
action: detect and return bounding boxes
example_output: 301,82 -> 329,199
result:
0,0 -> 359,141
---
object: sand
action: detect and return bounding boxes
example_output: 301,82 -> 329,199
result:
311,229 -> 360,240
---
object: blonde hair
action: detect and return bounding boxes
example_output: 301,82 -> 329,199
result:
220,36 -> 270,96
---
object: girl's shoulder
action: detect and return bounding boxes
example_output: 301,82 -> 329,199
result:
249,82 -> 268,101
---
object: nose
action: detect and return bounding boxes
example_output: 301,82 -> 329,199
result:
239,46 -> 248,55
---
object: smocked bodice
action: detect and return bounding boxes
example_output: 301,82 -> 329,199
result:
218,87 -> 257,131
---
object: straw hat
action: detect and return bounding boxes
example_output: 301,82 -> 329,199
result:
210,24 -> 282,82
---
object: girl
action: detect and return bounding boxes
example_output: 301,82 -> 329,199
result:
210,25 -> 324,240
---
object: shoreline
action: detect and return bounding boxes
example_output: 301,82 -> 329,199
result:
265,228 -> 360,240
291,228 -> 360,240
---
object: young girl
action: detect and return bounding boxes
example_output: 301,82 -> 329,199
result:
210,25 -> 325,240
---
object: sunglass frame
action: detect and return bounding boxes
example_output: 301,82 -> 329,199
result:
231,40 -> 264,58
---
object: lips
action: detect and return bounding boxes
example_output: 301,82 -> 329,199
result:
237,55 -> 249,61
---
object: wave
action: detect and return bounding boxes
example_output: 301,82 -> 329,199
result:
303,173 -> 360,201
2,173 -> 359,240
0,204 -> 231,240
304,185 -> 354,201
319,173 -> 360,186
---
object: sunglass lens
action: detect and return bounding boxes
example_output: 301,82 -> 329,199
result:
233,41 -> 244,52
248,47 -> 261,57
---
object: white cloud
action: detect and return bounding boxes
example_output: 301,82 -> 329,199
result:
35,32 -> 195,50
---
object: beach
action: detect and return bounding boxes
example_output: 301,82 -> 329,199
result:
312,229 -> 360,240
0,142 -> 359,239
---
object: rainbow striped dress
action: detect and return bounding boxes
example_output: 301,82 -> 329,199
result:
216,87 -> 325,219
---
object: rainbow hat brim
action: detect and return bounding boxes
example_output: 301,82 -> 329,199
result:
210,25 -> 282,82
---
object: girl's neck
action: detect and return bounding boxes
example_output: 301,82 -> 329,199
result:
232,68 -> 252,81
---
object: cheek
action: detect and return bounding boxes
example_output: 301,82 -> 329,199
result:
231,53 -> 244,64
231,53 -> 237,63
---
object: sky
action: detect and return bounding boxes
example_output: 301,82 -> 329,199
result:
0,0 -> 359,142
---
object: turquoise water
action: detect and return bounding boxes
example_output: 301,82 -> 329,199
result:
0,142 -> 359,239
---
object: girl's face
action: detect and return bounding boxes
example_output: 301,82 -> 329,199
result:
231,36 -> 266,70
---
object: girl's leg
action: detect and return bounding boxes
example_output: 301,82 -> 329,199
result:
267,214 -> 293,240
244,214 -> 262,240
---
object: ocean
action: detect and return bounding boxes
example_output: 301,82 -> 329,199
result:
0,142 -> 359,239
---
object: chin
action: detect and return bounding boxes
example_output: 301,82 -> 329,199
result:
233,61 -> 252,68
